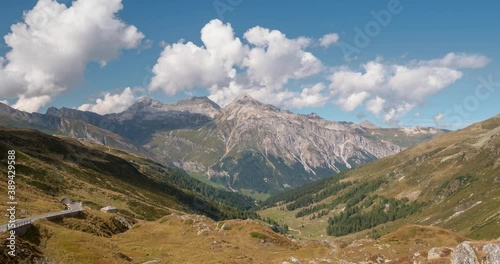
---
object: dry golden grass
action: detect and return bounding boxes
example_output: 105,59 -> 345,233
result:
13,212 -> 495,264
112,215 -> 330,264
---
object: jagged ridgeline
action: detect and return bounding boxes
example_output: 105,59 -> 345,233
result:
0,126 -> 257,222
0,96 -> 446,194
259,114 -> 500,240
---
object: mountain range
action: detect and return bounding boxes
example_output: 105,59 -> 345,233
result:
0,96 -> 446,194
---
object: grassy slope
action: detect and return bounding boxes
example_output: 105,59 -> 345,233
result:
260,115 -> 500,240
0,126 -> 244,224
2,212 -> 490,263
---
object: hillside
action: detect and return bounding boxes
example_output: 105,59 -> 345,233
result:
260,114 -> 500,240
0,126 -> 256,224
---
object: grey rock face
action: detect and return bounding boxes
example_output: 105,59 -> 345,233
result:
217,94 -> 401,170
483,244 -> 500,264
116,96 -> 220,121
451,241 -> 479,264
155,95 -> 404,192
0,102 -> 141,153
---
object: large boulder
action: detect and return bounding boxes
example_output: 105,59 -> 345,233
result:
482,244 -> 500,264
450,241 -> 479,264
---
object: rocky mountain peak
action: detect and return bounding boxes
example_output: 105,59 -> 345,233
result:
119,96 -> 221,120
305,112 -> 322,119
225,94 -> 258,107
176,96 -> 221,111
234,94 -> 257,103
45,106 -> 65,117
223,94 -> 281,115
359,120 -> 379,129
131,97 -> 166,110
0,101 -> 23,116
135,96 -> 154,105
180,96 -> 218,105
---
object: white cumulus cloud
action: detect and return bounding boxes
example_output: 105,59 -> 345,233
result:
150,19 -> 324,108
337,91 -> 370,112
319,33 -> 340,48
366,96 -> 385,117
383,102 -> 415,124
78,87 -> 136,115
330,61 -> 386,95
149,19 -> 246,96
0,0 -> 144,112
285,83 -> 329,109
327,53 -> 489,124
388,65 -> 462,104
12,95 -> 52,113
243,26 -> 323,88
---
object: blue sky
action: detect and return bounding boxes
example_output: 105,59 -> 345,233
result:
0,0 -> 498,129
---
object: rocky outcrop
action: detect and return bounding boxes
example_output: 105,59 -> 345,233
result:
483,244 -> 500,264
451,241 -> 479,264
447,241 -> 500,264
113,215 -> 135,231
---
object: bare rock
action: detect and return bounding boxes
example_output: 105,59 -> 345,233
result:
482,244 -> 500,264
451,241 -> 479,264
113,215 -> 135,230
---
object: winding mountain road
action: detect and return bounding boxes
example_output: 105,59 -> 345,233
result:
0,202 -> 83,232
